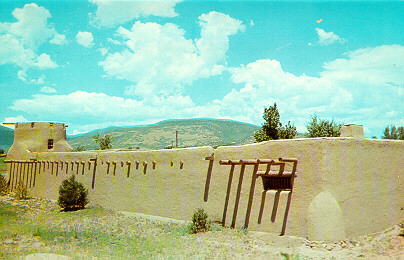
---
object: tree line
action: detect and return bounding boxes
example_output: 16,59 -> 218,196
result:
254,103 -> 403,142
75,104 -> 403,151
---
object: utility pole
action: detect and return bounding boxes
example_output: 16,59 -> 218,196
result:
175,130 -> 178,148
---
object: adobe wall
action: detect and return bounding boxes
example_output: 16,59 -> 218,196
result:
6,137 -> 403,242
7,122 -> 73,159
322,139 -> 404,238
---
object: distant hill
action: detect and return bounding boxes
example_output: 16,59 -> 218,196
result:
68,119 -> 260,150
0,125 -> 14,152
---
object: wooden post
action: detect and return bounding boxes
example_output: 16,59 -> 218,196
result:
55,161 -> 59,176
143,161 -> 147,175
175,130 -> 178,148
244,163 -> 260,229
222,163 -> 235,227
231,162 -> 246,229
112,161 -> 116,176
203,155 -> 214,202
126,161 -> 131,177
90,158 -> 97,189
7,161 -> 14,186
106,161 -> 110,174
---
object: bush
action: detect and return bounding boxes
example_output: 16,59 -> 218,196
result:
189,208 -> 209,234
15,182 -> 28,200
382,125 -> 404,140
254,103 -> 297,142
0,174 -> 9,195
93,134 -> 112,150
0,149 -> 4,154
57,175 -> 88,211
74,146 -> 85,152
278,121 -> 298,139
306,115 -> 341,137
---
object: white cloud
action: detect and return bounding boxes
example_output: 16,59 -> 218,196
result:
4,3 -> 64,49
76,31 -> 94,47
315,28 -> 346,46
9,44 -> 403,137
100,11 -> 245,97
107,38 -> 122,45
0,4 -> 62,80
11,91 -> 196,125
196,12 -> 245,66
4,115 -> 28,124
40,86 -> 57,93
322,45 -> 403,84
35,53 -> 58,69
224,45 -> 404,132
30,74 -> 45,84
98,47 -> 108,56
90,0 -> 183,27
17,70 -> 28,82
50,32 -> 67,45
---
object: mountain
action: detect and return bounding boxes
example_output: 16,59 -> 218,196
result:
0,125 -> 14,152
67,119 -> 260,150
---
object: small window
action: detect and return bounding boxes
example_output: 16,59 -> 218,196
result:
31,122 -> 35,128
48,139 -> 54,149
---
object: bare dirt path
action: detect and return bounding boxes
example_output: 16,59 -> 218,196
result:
1,194 -> 403,259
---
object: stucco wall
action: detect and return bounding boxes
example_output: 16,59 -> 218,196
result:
5,137 -> 404,241
7,122 -> 72,159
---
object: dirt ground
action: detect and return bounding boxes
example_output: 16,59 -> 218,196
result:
1,194 -> 403,259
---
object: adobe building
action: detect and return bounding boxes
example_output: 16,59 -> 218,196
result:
4,122 -> 404,242
7,122 -> 73,159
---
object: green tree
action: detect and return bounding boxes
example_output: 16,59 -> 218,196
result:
306,115 -> 341,137
254,103 -> 297,142
74,146 -> 85,152
278,121 -> 298,139
382,125 -> 404,140
57,175 -> 88,211
93,133 -> 112,150
399,127 -> 404,140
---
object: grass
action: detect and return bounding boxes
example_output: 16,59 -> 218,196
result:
0,202 -> 34,240
0,197 -> 256,259
0,199 -> 206,259
0,157 -> 7,173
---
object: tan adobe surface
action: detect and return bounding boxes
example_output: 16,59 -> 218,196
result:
5,123 -> 404,242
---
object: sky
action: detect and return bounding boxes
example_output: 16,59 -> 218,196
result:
1,0 -> 403,137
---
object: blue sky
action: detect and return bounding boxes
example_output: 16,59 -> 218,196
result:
1,0 -> 403,137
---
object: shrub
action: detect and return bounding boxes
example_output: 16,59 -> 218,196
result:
278,121 -> 298,139
306,115 -> 341,137
382,125 -> 404,140
57,175 -> 88,211
254,103 -> 297,142
0,174 -> 9,195
0,149 -> 4,154
15,182 -> 28,200
93,134 -> 112,150
189,208 -> 209,234
74,146 -> 85,152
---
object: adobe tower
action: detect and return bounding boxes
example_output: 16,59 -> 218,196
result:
7,122 -> 73,160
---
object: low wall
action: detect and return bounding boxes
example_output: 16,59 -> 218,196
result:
5,138 -> 404,241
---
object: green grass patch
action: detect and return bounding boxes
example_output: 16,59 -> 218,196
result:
0,201 -> 193,259
0,201 -> 34,239
0,157 -> 7,173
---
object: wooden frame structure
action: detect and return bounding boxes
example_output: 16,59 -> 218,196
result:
218,158 -> 298,235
